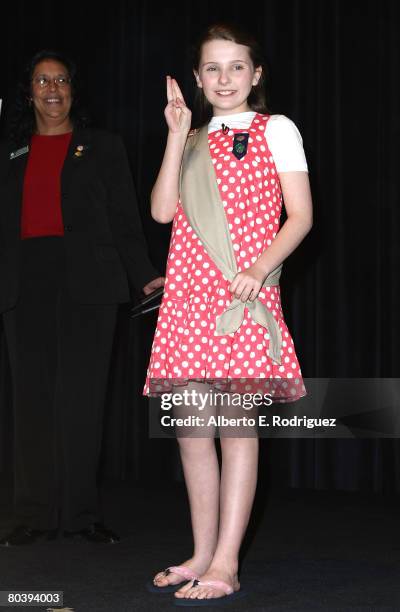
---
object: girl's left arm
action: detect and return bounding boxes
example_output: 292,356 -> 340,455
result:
230,171 -> 313,302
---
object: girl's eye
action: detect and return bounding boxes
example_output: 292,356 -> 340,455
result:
233,64 -> 244,70
206,66 -> 218,71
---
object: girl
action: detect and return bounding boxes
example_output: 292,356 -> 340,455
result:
145,23 -> 313,604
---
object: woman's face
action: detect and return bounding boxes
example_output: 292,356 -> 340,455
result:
30,59 -> 72,127
194,39 -> 262,116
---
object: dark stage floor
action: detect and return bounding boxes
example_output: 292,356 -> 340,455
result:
0,482 -> 399,611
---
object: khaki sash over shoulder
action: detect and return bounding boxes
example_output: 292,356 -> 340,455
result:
180,126 -> 282,365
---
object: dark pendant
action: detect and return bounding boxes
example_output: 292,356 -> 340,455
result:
232,133 -> 249,160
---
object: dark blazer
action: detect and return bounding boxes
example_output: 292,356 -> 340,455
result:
0,128 -> 159,313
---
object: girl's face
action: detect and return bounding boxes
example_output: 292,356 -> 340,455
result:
194,39 -> 262,116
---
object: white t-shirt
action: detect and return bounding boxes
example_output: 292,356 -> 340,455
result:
208,112 -> 308,173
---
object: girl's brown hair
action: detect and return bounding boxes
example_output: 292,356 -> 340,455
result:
192,23 -> 269,126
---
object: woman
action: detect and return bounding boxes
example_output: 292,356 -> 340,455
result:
0,50 -> 163,546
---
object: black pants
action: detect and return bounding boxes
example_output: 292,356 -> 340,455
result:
2,238 -> 117,531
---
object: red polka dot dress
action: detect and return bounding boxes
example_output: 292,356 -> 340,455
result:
144,113 -> 306,402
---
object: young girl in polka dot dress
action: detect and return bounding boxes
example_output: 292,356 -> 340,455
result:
146,24 -> 313,604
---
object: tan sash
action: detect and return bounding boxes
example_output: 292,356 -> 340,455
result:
179,126 -> 282,365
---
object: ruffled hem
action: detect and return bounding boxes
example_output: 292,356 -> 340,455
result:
144,376 -> 307,403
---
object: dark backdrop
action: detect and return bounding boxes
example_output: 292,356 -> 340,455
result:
0,0 -> 399,492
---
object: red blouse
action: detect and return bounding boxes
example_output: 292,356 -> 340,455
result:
21,132 -> 72,239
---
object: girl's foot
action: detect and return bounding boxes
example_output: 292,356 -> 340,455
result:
153,557 -> 211,589
175,566 -> 239,599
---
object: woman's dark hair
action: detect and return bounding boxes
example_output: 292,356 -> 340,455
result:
192,23 -> 270,127
9,49 -> 89,146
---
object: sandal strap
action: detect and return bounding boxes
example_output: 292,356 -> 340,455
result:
165,565 -> 199,580
191,579 -> 234,595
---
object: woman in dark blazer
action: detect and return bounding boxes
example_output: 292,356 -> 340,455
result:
0,50 -> 163,546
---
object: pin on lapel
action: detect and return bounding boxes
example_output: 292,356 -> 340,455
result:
74,144 -> 86,157
9,145 -> 29,160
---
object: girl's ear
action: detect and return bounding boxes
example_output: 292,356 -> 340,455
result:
193,69 -> 202,88
252,66 -> 262,87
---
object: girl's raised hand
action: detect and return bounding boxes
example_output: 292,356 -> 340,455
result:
164,76 -> 192,134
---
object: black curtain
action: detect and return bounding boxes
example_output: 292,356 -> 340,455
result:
0,0 -> 399,492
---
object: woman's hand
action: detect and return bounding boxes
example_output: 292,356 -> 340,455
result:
229,263 -> 266,303
142,276 -> 165,296
164,76 -> 192,134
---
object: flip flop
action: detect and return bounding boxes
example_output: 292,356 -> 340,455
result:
146,565 -> 200,594
174,578 -> 246,606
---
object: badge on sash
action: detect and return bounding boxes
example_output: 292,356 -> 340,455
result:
9,145 -> 29,160
232,133 -> 249,160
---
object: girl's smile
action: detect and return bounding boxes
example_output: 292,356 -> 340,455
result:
215,90 -> 236,95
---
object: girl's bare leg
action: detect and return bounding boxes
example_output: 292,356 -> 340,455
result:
179,435 -> 258,600
154,382 -> 220,589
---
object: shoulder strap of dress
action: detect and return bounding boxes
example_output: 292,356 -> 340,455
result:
250,112 -> 270,130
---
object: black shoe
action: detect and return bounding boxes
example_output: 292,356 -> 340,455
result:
0,525 -> 58,546
63,522 -> 120,544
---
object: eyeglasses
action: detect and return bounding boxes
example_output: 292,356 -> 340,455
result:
32,75 -> 71,88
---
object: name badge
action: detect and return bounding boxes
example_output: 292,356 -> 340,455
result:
10,145 -> 29,160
